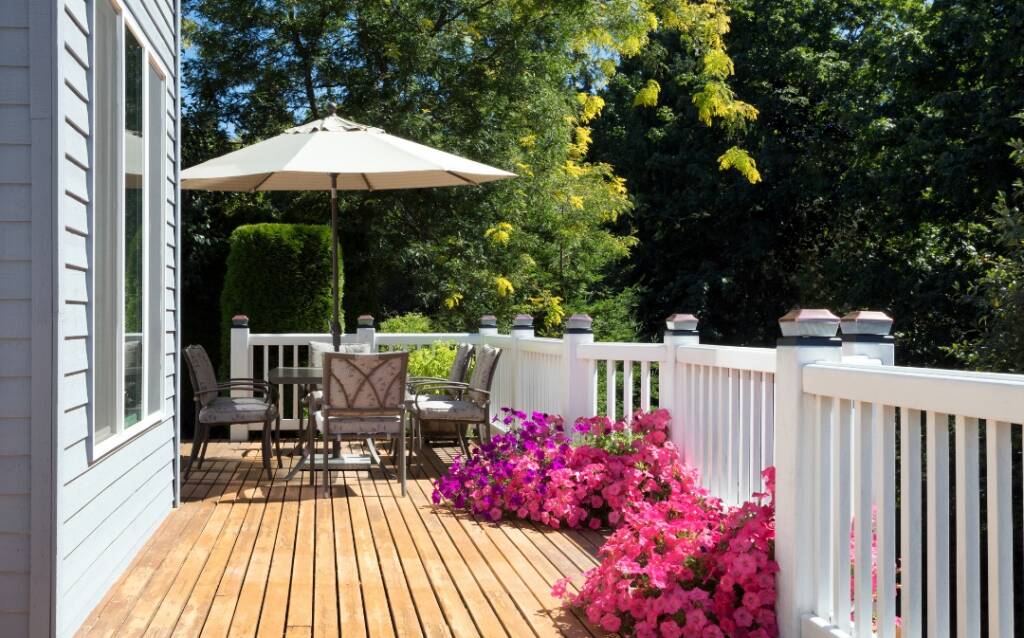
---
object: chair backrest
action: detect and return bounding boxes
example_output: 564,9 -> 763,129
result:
183,345 -> 219,407
467,345 -> 502,405
309,341 -> 371,368
449,343 -> 474,383
322,351 -> 408,416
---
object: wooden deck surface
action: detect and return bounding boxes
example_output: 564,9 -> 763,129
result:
76,440 -> 609,638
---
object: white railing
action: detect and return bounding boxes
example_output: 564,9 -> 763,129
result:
227,309 -> 1024,637
798,362 -> 1024,638
675,345 -> 776,506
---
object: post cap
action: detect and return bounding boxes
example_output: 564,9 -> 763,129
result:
357,314 -> 375,328
839,310 -> 893,336
479,314 -> 498,328
778,309 -> 840,337
512,314 -> 534,329
231,315 -> 249,328
665,313 -> 699,333
565,313 -> 593,333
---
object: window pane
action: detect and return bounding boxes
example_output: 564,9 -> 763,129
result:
124,31 -> 145,428
146,64 -> 165,416
93,0 -> 119,443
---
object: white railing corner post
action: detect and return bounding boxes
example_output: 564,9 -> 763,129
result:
562,314 -> 595,431
774,308 -> 842,637
229,314 -> 251,441
840,310 -> 894,365
357,314 -> 376,351
511,314 -> 534,409
663,313 -> 699,454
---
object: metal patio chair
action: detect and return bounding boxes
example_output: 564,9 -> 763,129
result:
183,344 -> 279,479
316,351 -> 409,496
412,344 -> 502,458
407,343 -> 474,451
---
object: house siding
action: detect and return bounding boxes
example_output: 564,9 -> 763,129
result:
53,0 -> 179,635
0,0 -> 42,633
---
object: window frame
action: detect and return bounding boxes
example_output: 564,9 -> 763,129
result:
89,0 -> 171,460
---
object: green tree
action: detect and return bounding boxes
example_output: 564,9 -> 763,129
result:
593,0 -> 1024,366
181,0 -> 757,346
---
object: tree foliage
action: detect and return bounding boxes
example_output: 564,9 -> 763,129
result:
593,0 -> 1024,366
182,0 -> 757,349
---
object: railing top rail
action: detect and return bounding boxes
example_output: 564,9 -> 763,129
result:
249,333 -> 360,346
803,362 -> 1024,423
375,332 -> 477,345
675,343 -> 777,373
518,337 -> 563,356
577,341 -> 665,362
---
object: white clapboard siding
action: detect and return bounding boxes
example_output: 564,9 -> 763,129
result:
52,0 -> 181,635
0,0 -> 34,630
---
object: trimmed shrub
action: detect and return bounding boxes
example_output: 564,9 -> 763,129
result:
380,312 -> 458,377
220,223 -> 343,363
380,312 -> 433,333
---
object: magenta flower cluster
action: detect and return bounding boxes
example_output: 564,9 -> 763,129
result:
432,408 -> 779,637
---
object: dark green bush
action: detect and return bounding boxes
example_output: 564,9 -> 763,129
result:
220,223 -> 343,362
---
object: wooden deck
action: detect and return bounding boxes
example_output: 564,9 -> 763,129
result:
76,440 -> 609,638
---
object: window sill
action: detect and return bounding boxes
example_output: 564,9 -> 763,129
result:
90,411 -> 167,462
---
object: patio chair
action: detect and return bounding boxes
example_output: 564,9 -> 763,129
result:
412,344 -> 502,458
317,351 -> 409,496
300,341 -> 371,426
407,343 -> 474,449
183,344 -> 279,479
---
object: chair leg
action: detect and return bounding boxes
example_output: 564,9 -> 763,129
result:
261,419 -> 273,479
457,424 -> 470,457
323,436 -> 331,497
397,431 -> 406,497
185,421 -> 206,480
274,411 -> 283,468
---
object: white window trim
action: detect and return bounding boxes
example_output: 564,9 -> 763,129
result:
89,1 -> 169,462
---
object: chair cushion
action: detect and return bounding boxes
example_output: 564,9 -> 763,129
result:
413,398 -> 487,422
309,341 -> 370,368
199,397 -> 275,424
315,412 -> 403,436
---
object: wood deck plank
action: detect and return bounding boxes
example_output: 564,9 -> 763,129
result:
109,462 -> 250,638
329,479 -> 366,638
376,469 -> 483,638
366,467 -> 452,638
78,461 -> 238,638
77,442 -> 603,638
225,482 -> 286,638
312,479 -> 340,638
256,484 -> 301,638
141,465 -> 260,638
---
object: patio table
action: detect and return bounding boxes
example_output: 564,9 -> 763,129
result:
268,366 -> 411,483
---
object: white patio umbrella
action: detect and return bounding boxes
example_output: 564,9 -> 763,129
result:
181,105 -> 516,350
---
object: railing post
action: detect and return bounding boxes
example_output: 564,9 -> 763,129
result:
511,314 -> 534,410
477,314 -> 498,341
840,310 -> 894,365
774,309 -> 842,637
562,313 -> 595,430
662,313 -> 699,458
229,314 -> 251,442
357,314 -> 376,351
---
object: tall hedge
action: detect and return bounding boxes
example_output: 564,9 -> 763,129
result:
220,223 -> 343,362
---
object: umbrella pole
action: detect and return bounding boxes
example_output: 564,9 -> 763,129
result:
330,173 -> 341,351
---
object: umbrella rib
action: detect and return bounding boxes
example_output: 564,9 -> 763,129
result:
360,173 -> 374,191
446,171 -> 479,186
247,173 -> 275,192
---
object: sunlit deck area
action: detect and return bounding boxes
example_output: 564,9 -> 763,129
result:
75,441 -> 608,638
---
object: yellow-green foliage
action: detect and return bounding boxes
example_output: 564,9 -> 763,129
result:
633,79 -> 661,107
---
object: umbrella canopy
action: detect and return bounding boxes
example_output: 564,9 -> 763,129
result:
181,107 -> 515,349
181,110 -> 515,192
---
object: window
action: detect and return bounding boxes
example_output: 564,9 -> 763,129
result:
93,2 -> 166,448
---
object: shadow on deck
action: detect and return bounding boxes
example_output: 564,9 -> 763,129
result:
76,440 -> 609,637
